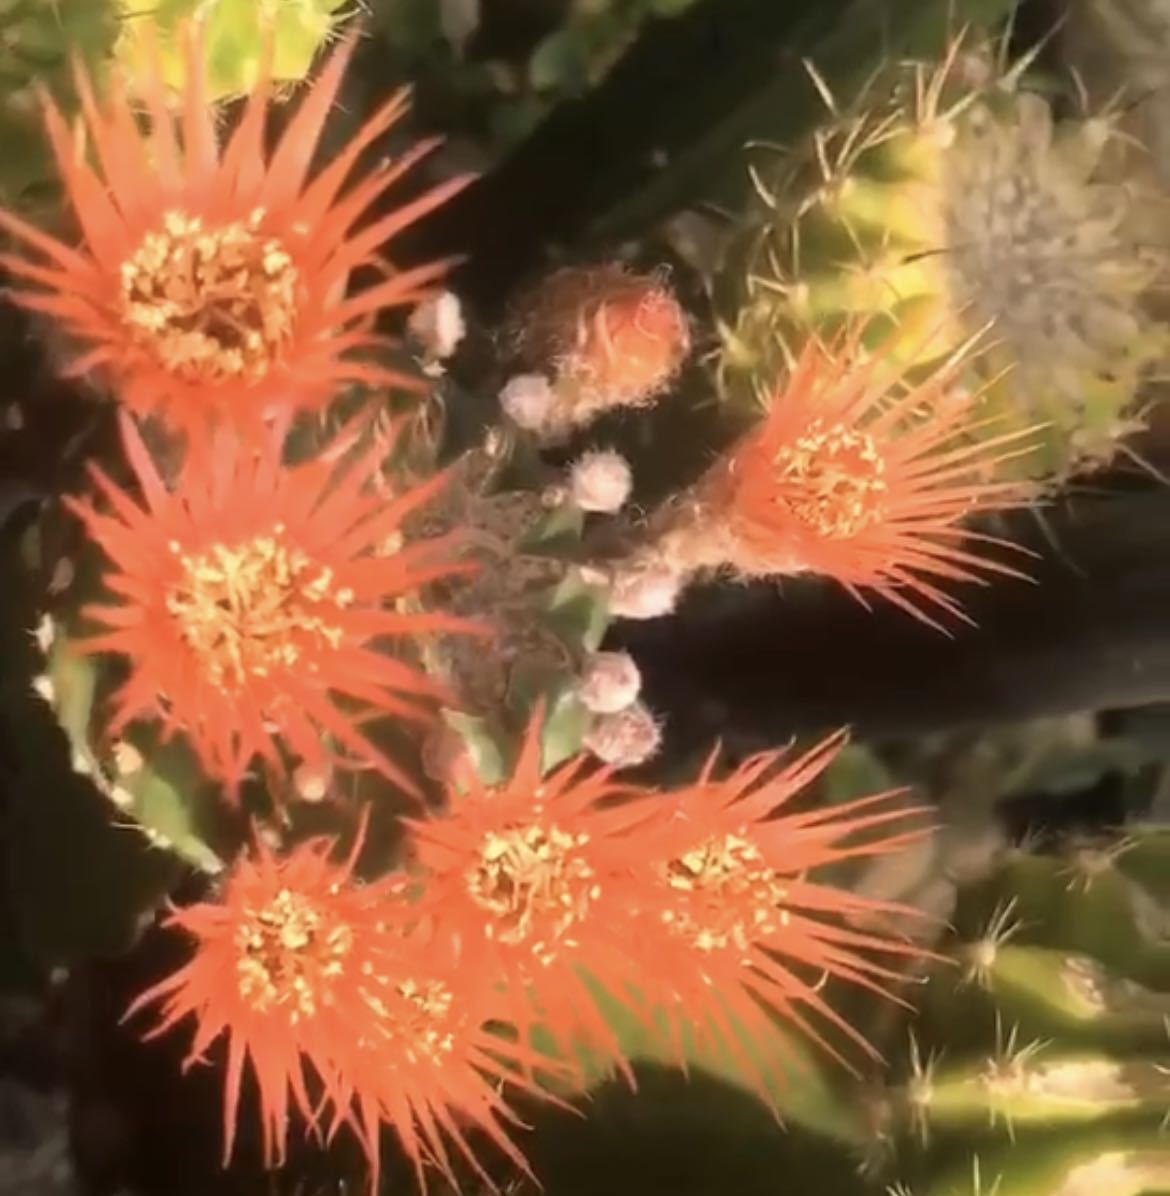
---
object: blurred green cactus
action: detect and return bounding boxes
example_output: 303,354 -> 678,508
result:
368,0 -> 707,155
39,620 -> 225,874
406,434 -> 660,782
0,0 -> 118,210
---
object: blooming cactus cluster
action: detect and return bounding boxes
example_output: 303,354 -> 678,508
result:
130,720 -> 934,1190
0,9 -> 1078,1196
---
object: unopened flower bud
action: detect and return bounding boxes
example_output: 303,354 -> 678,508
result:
608,558 -> 684,620
293,762 -> 330,803
499,373 -> 556,430
577,650 -> 641,714
421,722 -> 476,791
585,701 -> 662,768
566,273 -> 689,405
408,290 -> 466,360
569,449 -> 632,513
508,265 -> 690,428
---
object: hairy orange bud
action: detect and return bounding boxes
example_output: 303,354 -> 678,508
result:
508,265 -> 690,435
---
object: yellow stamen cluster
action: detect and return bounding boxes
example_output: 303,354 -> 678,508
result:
466,821 -> 600,958
120,209 -> 298,382
165,527 -> 354,690
773,420 -> 887,539
396,978 -> 457,1063
235,888 -> 353,1021
660,832 -> 790,957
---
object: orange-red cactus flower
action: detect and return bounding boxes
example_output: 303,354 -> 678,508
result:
0,27 -> 469,445
126,828 -> 548,1193
404,713 -> 663,1085
126,826 -> 404,1173
67,413 -> 480,798
677,335 -> 1036,628
632,731 -> 932,1098
330,923 -> 564,1194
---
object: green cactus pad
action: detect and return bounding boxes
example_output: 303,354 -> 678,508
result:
112,0 -> 351,104
0,0 -> 118,210
40,629 -> 225,874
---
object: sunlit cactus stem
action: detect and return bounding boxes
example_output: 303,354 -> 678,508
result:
717,29 -> 1170,485
112,0 -> 353,104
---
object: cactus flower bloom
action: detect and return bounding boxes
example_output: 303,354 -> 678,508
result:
0,29 -> 468,446
68,414 -> 478,797
127,828 -> 547,1192
405,714 -> 661,1082
636,731 -> 932,1095
670,336 -> 1035,628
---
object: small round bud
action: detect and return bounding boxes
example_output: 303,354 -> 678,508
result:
408,290 -> 466,360
567,274 -> 689,404
421,722 -> 477,791
585,702 -> 662,768
569,449 -> 632,513
577,650 -> 641,714
607,558 -> 684,620
499,373 -> 556,430
293,762 -> 330,803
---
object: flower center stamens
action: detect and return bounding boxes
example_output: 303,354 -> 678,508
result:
659,832 -> 790,957
773,420 -> 887,538
396,978 -> 457,1061
235,888 -> 352,1019
165,528 -> 354,691
120,209 -> 298,382
466,822 -> 599,954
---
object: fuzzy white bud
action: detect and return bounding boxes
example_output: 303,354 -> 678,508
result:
607,558 -> 684,620
499,373 -> 556,430
569,449 -> 632,513
577,651 -> 641,714
408,290 -> 466,360
585,701 -> 662,769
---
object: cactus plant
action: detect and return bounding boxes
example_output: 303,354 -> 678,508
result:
854,818 -> 1170,1196
0,0 -> 117,210
4,2 -> 1170,1195
716,31 -> 1170,483
112,0 -> 353,104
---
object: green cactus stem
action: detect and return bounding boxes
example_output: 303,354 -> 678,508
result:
717,32 -> 1170,484
112,0 -> 352,104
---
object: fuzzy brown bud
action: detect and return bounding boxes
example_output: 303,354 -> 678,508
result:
577,650 -> 642,714
584,701 -> 662,768
509,265 -> 690,429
